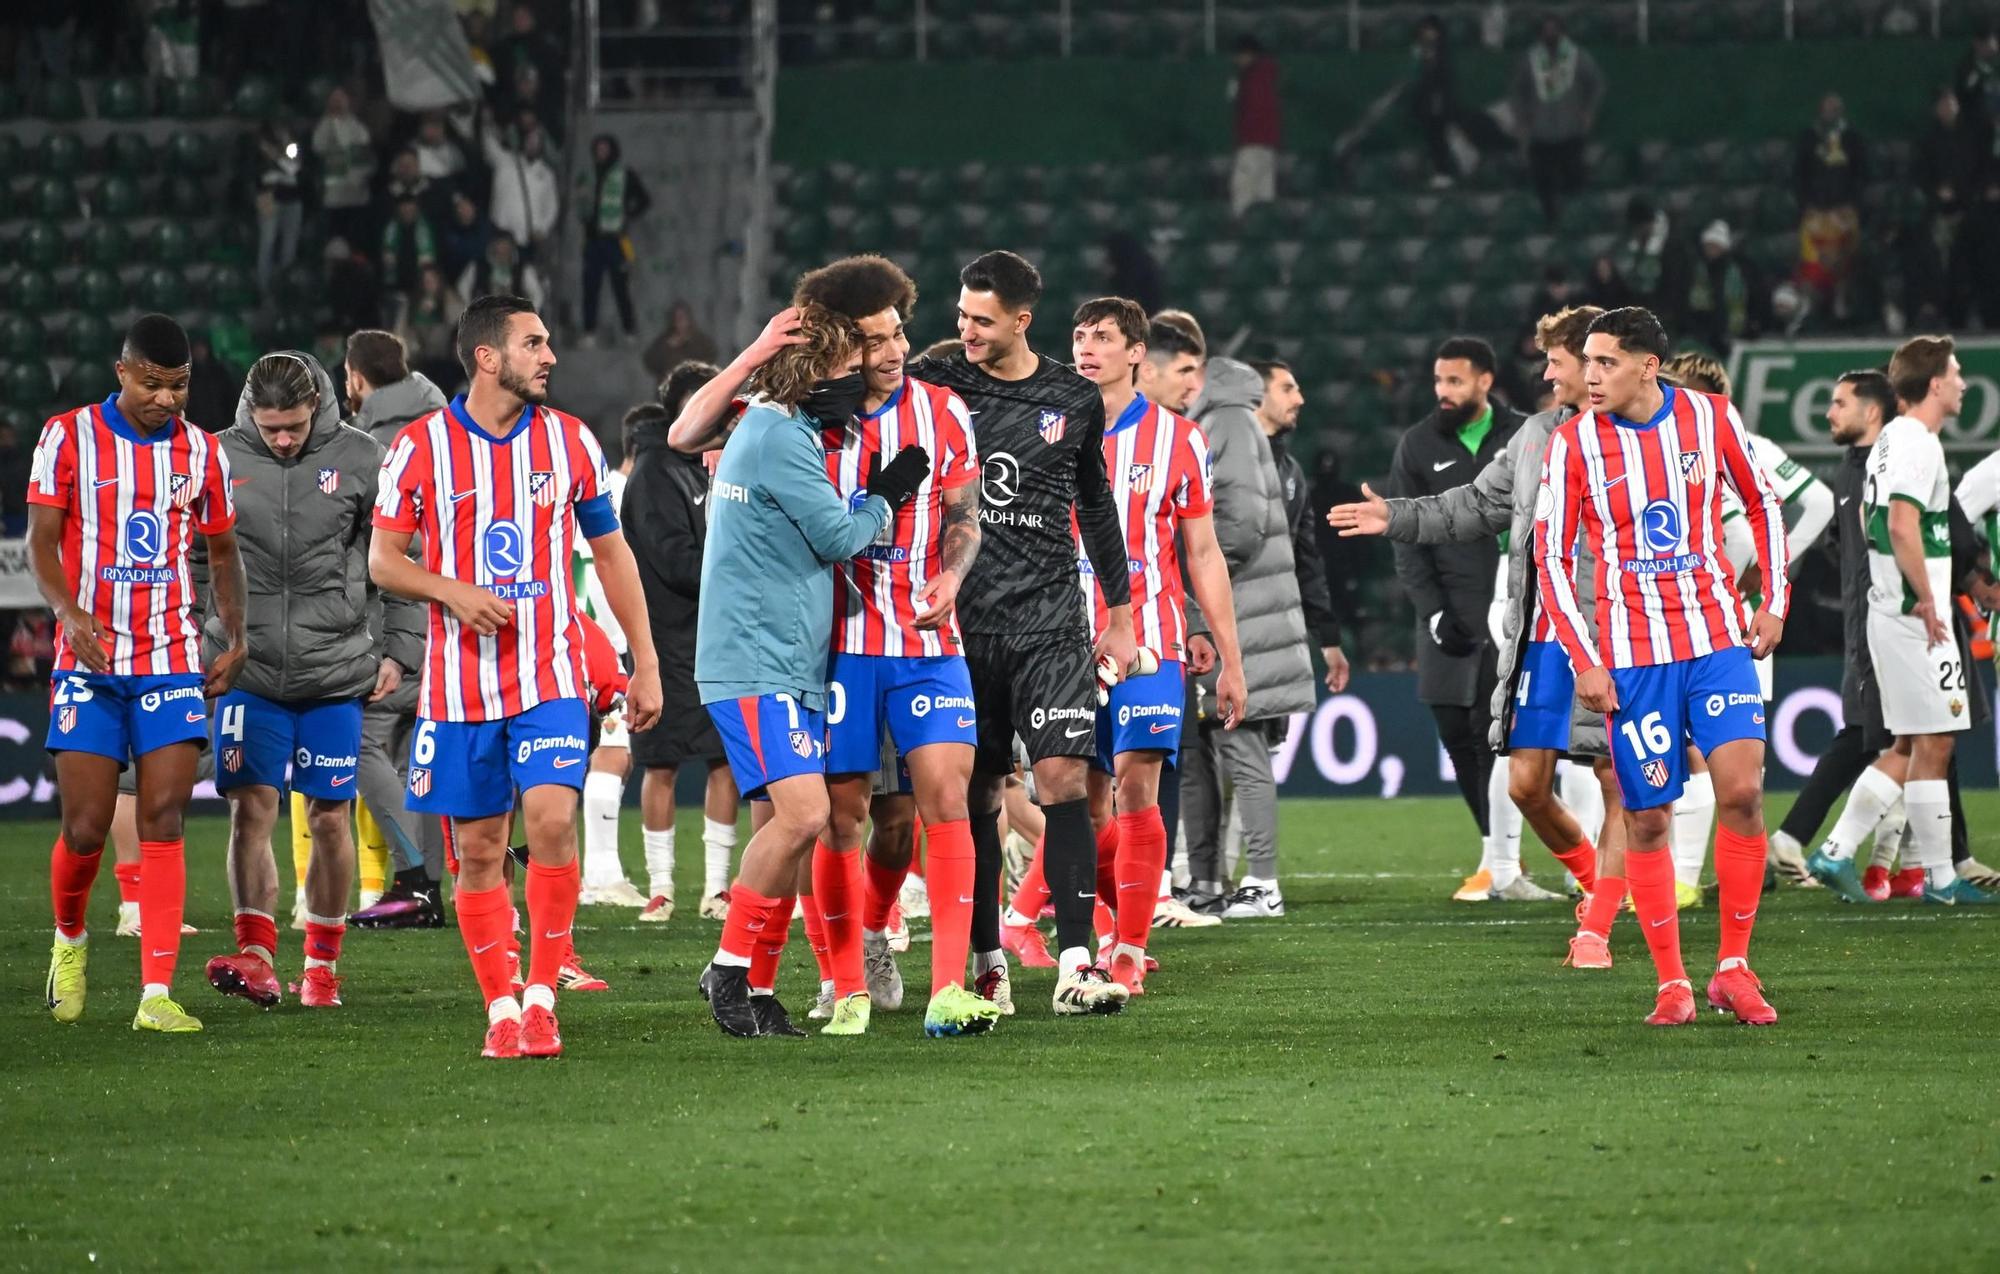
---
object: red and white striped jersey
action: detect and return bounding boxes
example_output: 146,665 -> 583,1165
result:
1075,396 -> 1213,654
25,398 -> 235,676
1535,386 -> 1788,671
373,397 -> 613,721
821,377 -> 978,658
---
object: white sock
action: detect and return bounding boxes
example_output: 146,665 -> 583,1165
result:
642,826 -> 676,899
1057,945 -> 1090,977
711,947 -> 751,968
1769,829 -> 1803,861
1171,822 -> 1191,889
581,771 -> 626,886
1671,771 -> 1715,888
1559,761 -> 1605,846
1157,867 -> 1173,903
1822,765 -> 1903,861
521,983 -> 555,1012
702,816 -> 737,896
142,981 -> 170,1001
55,928 -> 86,946
1486,761 -> 1522,888
973,948 -> 1006,976
1867,796 -> 1907,870
1904,779 -> 1954,889
1002,907 -> 1035,928
487,994 -> 522,1024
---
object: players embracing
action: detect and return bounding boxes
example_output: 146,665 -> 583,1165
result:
370,294 -> 662,1059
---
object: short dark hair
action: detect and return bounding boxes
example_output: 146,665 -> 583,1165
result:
621,401 -> 670,456
656,358 -> 722,418
123,313 -> 190,368
960,250 -> 1042,312
794,254 -> 918,323
1072,297 -> 1149,348
1152,309 -> 1207,356
1146,319 -> 1204,364
1584,307 -> 1670,359
1434,335 -> 1496,375
1235,33 -> 1264,55
244,351 -> 320,412
1250,359 -> 1293,383
345,329 -> 408,388
1838,368 -> 1897,423
455,294 -> 538,378
1889,334 -> 1955,407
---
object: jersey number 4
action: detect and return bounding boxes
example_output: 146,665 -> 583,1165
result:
218,703 -> 246,741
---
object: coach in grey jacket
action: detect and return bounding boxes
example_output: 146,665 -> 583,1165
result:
1180,357 -> 1315,916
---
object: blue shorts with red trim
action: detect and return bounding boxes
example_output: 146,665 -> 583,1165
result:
405,698 -> 591,819
1608,646 -> 1764,810
825,652 -> 976,775
45,670 -> 208,766
212,688 -> 362,799
1507,640 -> 1576,753
1094,659 -> 1186,773
708,692 -> 827,800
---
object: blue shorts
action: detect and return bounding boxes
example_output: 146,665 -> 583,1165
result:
212,689 -> 362,799
1094,660 -> 1186,773
1608,646 -> 1765,810
708,692 -> 827,801
1507,641 -> 1576,753
45,670 -> 207,765
825,653 -> 977,775
406,698 -> 590,819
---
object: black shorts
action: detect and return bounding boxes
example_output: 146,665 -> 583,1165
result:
964,627 -> 1097,775
632,706 -> 725,771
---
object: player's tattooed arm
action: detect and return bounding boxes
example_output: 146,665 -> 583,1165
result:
916,481 -> 980,630
203,526 -> 249,697
25,505 -> 109,673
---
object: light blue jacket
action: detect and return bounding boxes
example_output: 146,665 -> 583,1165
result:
694,401 -> 891,710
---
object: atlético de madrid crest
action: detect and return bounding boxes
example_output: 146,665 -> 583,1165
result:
168,472 -> 194,507
317,467 -> 339,495
1678,451 -> 1706,486
529,471 -> 557,507
1038,410 -> 1067,444
1127,463 -> 1153,494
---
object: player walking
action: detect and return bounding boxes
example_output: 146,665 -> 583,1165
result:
31,313 -> 248,1033
1807,337 -> 1985,904
905,252 -> 1141,1016
1535,307 -> 1791,1026
200,351 -> 412,1010
371,295 -> 662,1059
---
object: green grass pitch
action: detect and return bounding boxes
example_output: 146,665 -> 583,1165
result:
3,794 -> 1998,1271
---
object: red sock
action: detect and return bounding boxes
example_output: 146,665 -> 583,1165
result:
524,859 -> 580,993
717,881 -> 781,965
926,818 -> 975,995
303,916 -> 345,967
799,889 -> 834,982
1093,900 -> 1117,948
748,893 -> 796,992
455,883 -> 517,1006
1551,839 -> 1597,893
813,842 -> 866,997
1093,818 -> 1121,915
862,853 -> 908,932
1007,836 -> 1050,919
1625,847 -> 1687,985
1115,806 -> 1168,950
113,861 -> 141,905
137,840 -> 185,988
233,910 -> 278,963
1714,826 -> 1766,966
50,837 -> 103,940
1580,875 -> 1625,940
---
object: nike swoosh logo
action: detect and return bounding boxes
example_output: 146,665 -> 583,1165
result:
1733,910 -> 1756,921
1064,726 -> 1090,738
330,774 -> 353,786
1649,916 -> 1672,928
96,478 -> 122,489
230,478 -> 250,488
552,757 -> 581,768
1603,473 -> 1627,489
1117,881 -> 1146,890
183,711 -> 204,723
151,949 -> 175,958
1838,496 -> 1852,506
745,920 -> 767,931
956,716 -> 975,728
957,895 -> 974,904
1075,891 -> 1096,900
451,489 -> 477,502
474,940 -> 500,954
543,930 -> 571,940
1149,722 -> 1174,733
693,494 -> 706,505
822,911 -> 848,922
1432,460 -> 1457,472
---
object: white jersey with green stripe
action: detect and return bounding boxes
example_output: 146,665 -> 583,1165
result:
1863,415 -> 1952,618
1721,432 -> 1821,610
571,467 -> 628,653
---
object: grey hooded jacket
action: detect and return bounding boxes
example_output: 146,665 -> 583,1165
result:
1186,358 -> 1316,723
1381,404 -> 1606,756
352,372 -> 449,711
201,352 -> 423,702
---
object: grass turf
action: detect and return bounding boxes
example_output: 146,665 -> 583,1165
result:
3,794 -> 1999,1271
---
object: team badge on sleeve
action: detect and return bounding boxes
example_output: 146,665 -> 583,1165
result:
1038,410 -> 1067,444
317,467 -> 340,495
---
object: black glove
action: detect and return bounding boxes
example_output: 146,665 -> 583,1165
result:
1427,608 -> 1480,657
870,445 -> 931,510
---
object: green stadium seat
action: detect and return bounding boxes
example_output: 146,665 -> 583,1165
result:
148,220 -> 194,263
58,359 -> 119,405
32,175 -> 77,219
164,78 -> 218,119
5,361 -> 56,409
205,218 -> 255,268
0,315 -> 47,362
205,264 -> 255,311
782,166 -> 829,207
166,130 -> 215,174
36,80 -> 85,121
230,76 -> 279,119
75,267 -> 121,312
96,174 -> 141,218
841,206 -> 892,253
16,220 -> 66,270
777,211 -> 829,259
929,21 -> 976,60
138,266 -> 186,312
163,177 -> 207,218
63,312 -> 118,361
845,168 -> 889,207
1225,243 -> 1284,293
102,130 -> 153,176
97,76 -> 147,120
38,132 -> 85,177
